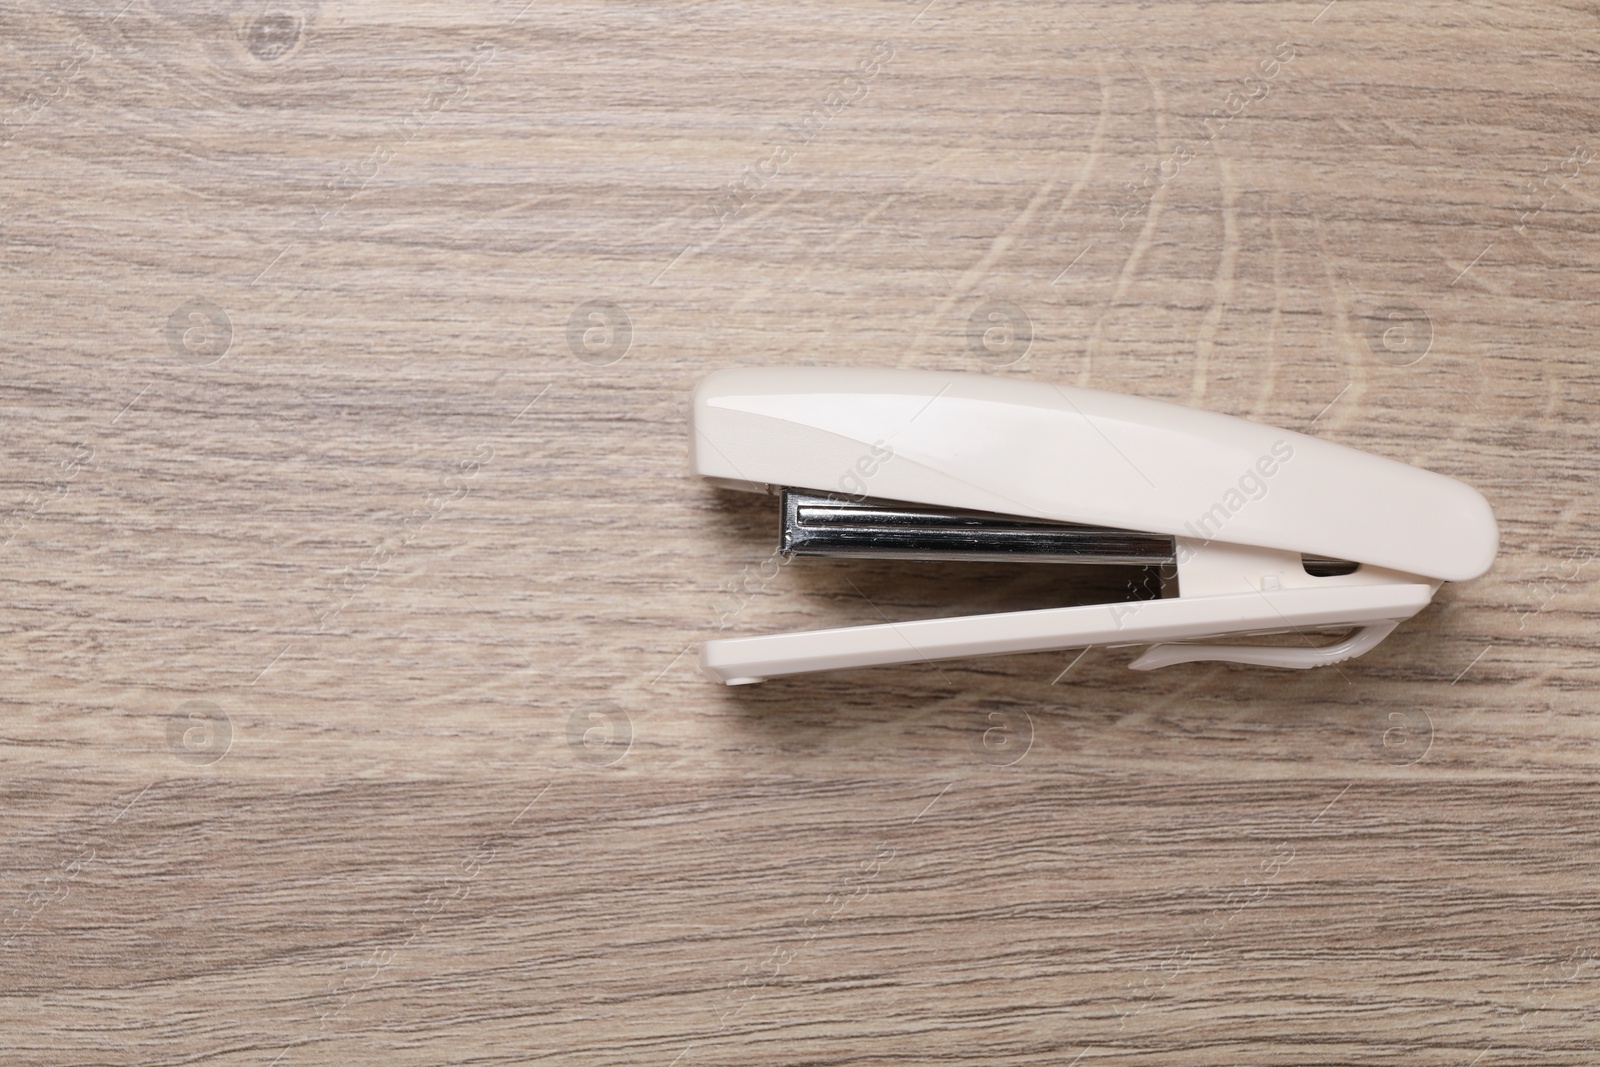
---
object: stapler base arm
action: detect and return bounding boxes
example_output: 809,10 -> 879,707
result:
701,583 -> 1433,684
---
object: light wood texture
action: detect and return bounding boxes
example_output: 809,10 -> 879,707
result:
2,1 -> 1598,1063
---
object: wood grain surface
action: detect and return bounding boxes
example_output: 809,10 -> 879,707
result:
3,1 -> 1598,1063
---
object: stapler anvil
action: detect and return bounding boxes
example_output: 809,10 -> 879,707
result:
691,367 -> 1498,685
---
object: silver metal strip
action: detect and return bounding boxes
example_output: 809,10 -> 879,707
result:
779,489 -> 1177,565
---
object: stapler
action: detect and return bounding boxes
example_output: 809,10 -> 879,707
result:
691,367 -> 1498,685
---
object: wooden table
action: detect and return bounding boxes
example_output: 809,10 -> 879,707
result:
3,1 -> 1597,1063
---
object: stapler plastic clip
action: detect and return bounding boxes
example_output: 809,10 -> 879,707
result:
691,368 -> 1497,685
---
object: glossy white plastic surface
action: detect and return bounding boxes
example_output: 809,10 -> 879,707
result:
692,367 -> 1498,582
701,581 -> 1433,685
